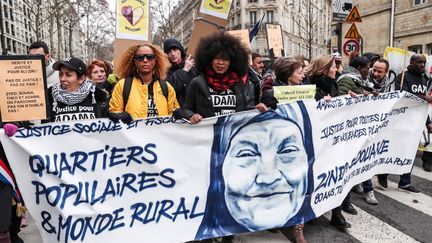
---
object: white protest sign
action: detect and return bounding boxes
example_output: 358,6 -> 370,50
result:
0,91 -> 428,242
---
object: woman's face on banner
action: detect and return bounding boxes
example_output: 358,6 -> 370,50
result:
222,118 -> 308,231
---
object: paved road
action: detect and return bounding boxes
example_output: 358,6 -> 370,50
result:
19,156 -> 432,243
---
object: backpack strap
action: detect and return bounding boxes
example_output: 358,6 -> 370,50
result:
123,77 -> 169,111
122,76 -> 133,111
148,79 -> 169,100
158,79 -> 169,100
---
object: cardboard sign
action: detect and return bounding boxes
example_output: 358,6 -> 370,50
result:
273,85 -> 316,104
187,0 -> 230,56
227,29 -> 252,64
199,0 -> 233,19
0,55 -> 48,122
113,0 -> 151,75
116,0 -> 150,41
266,24 -> 284,58
345,23 -> 360,39
345,5 -> 362,22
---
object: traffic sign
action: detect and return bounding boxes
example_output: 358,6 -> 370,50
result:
345,23 -> 360,39
346,6 -> 362,22
332,0 -> 354,21
343,39 -> 360,56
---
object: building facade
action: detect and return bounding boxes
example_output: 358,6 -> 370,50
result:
153,0 -> 199,48
162,0 -> 332,59
333,0 -> 432,56
227,0 -> 332,59
0,0 -> 86,60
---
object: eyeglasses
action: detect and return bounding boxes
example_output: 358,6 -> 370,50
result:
133,54 -> 156,61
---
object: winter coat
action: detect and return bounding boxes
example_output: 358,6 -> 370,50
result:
245,67 -> 262,108
395,66 -> 429,96
165,38 -> 198,107
310,75 -> 339,101
167,63 -> 198,107
109,76 -> 179,119
337,66 -> 373,95
260,74 -> 289,110
174,74 -> 249,119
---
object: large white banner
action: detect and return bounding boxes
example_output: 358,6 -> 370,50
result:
0,91 -> 428,243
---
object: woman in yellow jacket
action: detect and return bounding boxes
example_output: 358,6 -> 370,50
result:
109,43 -> 179,123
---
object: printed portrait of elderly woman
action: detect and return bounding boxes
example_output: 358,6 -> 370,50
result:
195,102 -> 316,240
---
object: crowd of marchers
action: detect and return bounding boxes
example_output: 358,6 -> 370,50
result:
0,31 -> 432,243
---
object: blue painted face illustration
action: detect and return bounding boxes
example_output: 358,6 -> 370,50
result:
222,119 -> 308,231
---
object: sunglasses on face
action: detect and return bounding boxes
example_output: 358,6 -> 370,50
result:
134,54 -> 156,61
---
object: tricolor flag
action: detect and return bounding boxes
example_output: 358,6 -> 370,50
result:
0,158 -> 22,203
249,13 -> 265,43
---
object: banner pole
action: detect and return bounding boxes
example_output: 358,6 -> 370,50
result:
399,50 -> 407,91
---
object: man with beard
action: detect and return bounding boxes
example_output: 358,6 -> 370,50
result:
378,54 -> 432,191
163,38 -> 198,107
369,59 -> 391,93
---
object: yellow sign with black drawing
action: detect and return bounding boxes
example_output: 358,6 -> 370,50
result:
116,0 -> 149,41
199,0 -> 233,19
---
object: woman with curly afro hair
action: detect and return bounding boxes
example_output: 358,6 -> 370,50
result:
174,31 -> 267,123
109,43 -> 179,124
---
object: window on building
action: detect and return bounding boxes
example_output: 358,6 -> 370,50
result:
10,23 -> 14,36
408,45 -> 422,54
249,11 -> 257,26
9,8 -> 12,21
3,5 -> 7,18
248,0 -> 258,2
413,0 -> 426,6
267,10 -> 274,24
5,21 -> 9,34
427,43 -> 432,55
12,40 -> 16,53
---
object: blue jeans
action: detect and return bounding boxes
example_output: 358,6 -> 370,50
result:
378,173 -> 411,187
362,179 -> 373,193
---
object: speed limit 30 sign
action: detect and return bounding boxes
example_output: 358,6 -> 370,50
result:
343,39 -> 360,56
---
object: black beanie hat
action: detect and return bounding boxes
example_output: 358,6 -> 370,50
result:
163,38 -> 186,59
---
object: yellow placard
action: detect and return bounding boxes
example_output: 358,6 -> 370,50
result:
199,0 -> 233,19
116,0 -> 149,41
0,56 -> 48,122
274,85 -> 316,104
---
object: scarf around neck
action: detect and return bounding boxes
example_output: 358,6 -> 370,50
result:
206,67 -> 239,91
337,65 -> 374,90
51,79 -> 96,111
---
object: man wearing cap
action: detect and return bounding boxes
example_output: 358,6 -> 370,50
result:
47,57 -> 108,122
163,38 -> 198,107
28,41 -> 59,88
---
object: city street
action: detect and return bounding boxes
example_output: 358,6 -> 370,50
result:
20,155 -> 432,243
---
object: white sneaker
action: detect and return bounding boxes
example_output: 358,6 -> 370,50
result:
365,191 -> 379,205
